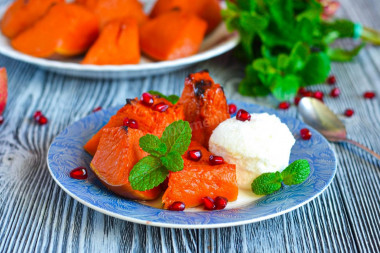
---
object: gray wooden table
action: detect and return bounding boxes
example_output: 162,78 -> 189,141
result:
1,0 -> 380,252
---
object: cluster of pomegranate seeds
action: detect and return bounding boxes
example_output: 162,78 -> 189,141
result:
300,128 -> 312,140
344,109 -> 354,117
236,109 -> 251,121
33,110 -> 48,125
123,118 -> 138,129
327,75 -> 336,85
363,91 -> 376,99
0,115 -> 4,125
201,196 -> 228,210
152,102 -> 169,112
92,106 -> 102,113
188,150 -> 202,161
228,103 -> 237,114
209,155 -> 224,165
202,196 -> 215,210
330,87 -> 340,98
168,201 -> 185,211
141,92 -> 154,106
278,101 -> 290,110
70,167 -> 88,180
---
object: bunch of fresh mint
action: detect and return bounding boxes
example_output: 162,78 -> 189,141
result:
129,120 -> 191,191
222,0 -> 379,101
251,159 -> 311,195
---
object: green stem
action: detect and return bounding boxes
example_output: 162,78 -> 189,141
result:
361,26 -> 380,46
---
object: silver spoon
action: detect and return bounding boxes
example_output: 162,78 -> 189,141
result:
298,97 -> 380,160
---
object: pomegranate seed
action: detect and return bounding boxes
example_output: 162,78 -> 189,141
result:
214,196 -> 228,210
70,167 -> 88,180
33,110 -> 42,120
141,92 -> 154,106
327,75 -> 336,85
122,118 -> 129,126
300,128 -> 312,140
363,91 -> 376,99
168,201 -> 185,211
228,104 -> 237,114
294,97 -> 301,106
152,102 -> 169,112
202,196 -> 216,210
278,101 -> 290,110
344,109 -> 354,117
236,109 -> 251,121
303,91 -> 313,97
313,91 -> 324,101
0,115 -> 3,125
187,150 -> 202,161
209,155 -> 224,165
92,106 -> 102,113
127,119 -> 138,129
330,87 -> 340,98
298,87 -> 307,96
38,115 -> 48,125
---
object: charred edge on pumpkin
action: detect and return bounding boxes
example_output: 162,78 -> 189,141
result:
122,125 -> 128,132
125,98 -> 134,105
194,79 -> 212,97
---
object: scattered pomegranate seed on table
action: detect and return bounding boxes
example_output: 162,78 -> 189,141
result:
141,92 -> 154,106
70,167 -> 88,180
330,87 -> 340,98
202,196 -> 216,210
303,91 -> 313,97
38,115 -> 48,125
152,102 -> 169,112
209,155 -> 224,165
236,109 -> 251,121
327,75 -> 336,85
187,150 -> 202,161
127,119 -> 138,129
313,91 -> 324,101
344,109 -> 354,117
363,91 -> 376,99
228,103 -> 237,114
92,106 -> 102,113
214,196 -> 228,210
298,87 -> 307,96
294,97 -> 301,106
300,128 -> 312,140
0,115 -> 3,125
33,110 -> 42,120
278,101 -> 290,110
168,201 -> 185,211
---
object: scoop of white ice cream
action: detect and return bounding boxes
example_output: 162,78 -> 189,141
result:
209,113 -> 295,190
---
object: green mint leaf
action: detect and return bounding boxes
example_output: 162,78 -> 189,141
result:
327,43 -> 365,62
281,159 -> 311,185
300,52 -> 331,84
271,74 -> 301,101
251,172 -> 283,195
160,120 -> 191,155
129,156 -> 168,191
139,134 -> 167,157
160,151 -> 184,172
148,90 -> 179,104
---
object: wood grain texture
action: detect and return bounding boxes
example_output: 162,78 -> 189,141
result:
0,0 -> 380,252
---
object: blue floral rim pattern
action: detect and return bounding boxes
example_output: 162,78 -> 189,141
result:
47,101 -> 337,229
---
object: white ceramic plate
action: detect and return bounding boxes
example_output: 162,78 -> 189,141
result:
0,4 -> 239,79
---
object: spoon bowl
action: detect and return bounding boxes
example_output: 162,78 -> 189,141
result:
298,97 -> 380,160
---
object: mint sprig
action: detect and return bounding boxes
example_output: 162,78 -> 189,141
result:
129,120 -> 191,191
148,90 -> 180,104
251,159 -> 311,195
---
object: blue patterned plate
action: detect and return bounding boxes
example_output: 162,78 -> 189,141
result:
47,101 -> 337,228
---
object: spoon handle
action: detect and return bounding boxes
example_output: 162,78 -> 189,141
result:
344,139 -> 380,160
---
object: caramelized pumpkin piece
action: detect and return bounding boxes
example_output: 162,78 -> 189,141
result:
150,0 -> 221,34
76,0 -> 147,27
90,127 -> 161,200
162,141 -> 238,208
1,0 -> 64,39
177,70 -> 230,147
82,18 -> 140,65
84,96 -> 184,156
140,11 -> 207,61
11,3 -> 99,58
